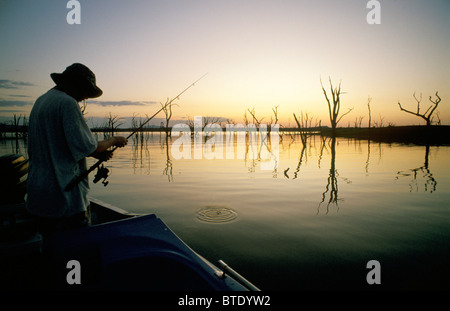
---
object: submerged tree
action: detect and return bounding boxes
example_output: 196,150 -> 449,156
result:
103,112 -> 123,137
270,105 -> 280,126
367,96 -> 372,129
397,91 -> 441,126
320,77 -> 353,134
247,107 -> 264,127
293,111 -> 313,145
161,98 -> 175,136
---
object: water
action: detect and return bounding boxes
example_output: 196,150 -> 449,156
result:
2,133 -> 450,290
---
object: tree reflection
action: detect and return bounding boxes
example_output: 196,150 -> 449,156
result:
396,145 -> 437,193
163,134 -> 174,182
283,136 -> 306,180
131,131 -> 151,175
282,134 -> 343,214
365,139 -> 371,175
317,136 -> 340,214
130,132 -> 174,181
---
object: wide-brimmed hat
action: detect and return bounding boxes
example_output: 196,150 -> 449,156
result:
50,63 -> 103,98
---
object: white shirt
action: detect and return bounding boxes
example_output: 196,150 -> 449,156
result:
26,88 -> 97,218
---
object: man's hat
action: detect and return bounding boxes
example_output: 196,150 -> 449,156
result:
51,63 -> 103,98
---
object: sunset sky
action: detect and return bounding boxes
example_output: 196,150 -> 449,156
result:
1,0 -> 449,127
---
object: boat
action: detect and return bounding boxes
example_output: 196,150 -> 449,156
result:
0,154 -> 259,291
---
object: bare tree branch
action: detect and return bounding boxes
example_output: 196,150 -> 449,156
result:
336,107 -> 354,124
398,91 -> 441,126
320,77 -> 352,132
247,108 -> 264,126
271,105 -> 280,126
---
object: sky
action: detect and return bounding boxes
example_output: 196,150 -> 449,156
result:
1,0 -> 449,128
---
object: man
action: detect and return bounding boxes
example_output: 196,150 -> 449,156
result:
26,63 -> 127,234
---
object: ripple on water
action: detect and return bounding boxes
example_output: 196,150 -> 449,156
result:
196,206 -> 238,223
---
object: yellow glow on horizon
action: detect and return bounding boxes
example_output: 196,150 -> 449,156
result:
79,72 -> 450,128
81,74 -> 450,128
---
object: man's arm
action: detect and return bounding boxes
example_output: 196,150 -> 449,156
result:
91,136 -> 128,160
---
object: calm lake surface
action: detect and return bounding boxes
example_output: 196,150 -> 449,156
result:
2,132 -> 450,290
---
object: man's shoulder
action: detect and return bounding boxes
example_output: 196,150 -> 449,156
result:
31,89 -> 79,120
42,88 -> 77,103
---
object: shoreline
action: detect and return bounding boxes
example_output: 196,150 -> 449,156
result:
2,125 -> 450,146
320,125 -> 450,146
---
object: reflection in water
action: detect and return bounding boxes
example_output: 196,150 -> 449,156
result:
396,145 -> 437,193
282,132 -> 321,179
2,133 -> 449,290
0,133 -> 28,156
365,139 -> 371,174
163,135 -> 174,182
130,132 -> 175,182
283,141 -> 306,180
126,132 -> 442,208
2,132 -> 441,200
317,136 -> 340,214
131,132 -> 151,175
283,135 -> 344,214
280,133 -> 439,215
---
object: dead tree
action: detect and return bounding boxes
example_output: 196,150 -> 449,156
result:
367,96 -> 372,129
397,92 -> 441,126
293,111 -> 313,145
320,77 -> 353,133
104,112 -> 123,137
186,116 -> 195,130
354,116 -> 364,128
11,113 -> 28,140
247,108 -> 264,127
270,105 -> 280,126
202,116 -> 222,131
270,105 -> 283,139
242,111 -> 250,126
161,98 -> 174,136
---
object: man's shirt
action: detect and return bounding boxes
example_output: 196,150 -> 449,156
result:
26,88 -> 97,218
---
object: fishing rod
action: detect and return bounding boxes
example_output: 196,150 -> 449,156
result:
65,73 -> 208,191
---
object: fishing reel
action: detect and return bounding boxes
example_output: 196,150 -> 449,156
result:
93,164 -> 110,187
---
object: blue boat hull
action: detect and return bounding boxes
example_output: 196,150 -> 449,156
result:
48,201 -> 249,290
1,198 -> 255,291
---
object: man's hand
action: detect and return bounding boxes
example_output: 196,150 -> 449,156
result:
113,136 -> 128,148
91,136 -> 128,159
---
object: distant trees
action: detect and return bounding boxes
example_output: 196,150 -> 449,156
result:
244,106 -> 282,132
398,91 -> 441,126
12,113 -> 28,139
